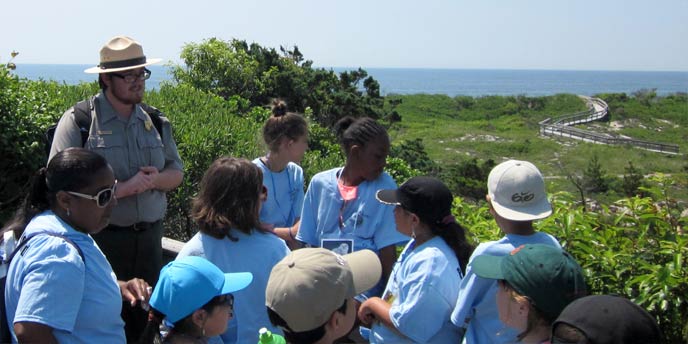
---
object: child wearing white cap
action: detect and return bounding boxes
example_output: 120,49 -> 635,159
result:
450,160 -> 562,343
141,256 -> 253,343
265,248 -> 382,344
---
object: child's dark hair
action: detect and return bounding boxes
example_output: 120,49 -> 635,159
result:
139,295 -> 231,343
1,148 -> 109,240
429,219 -> 474,275
266,299 -> 348,344
263,99 -> 308,153
191,157 -> 265,240
333,116 -> 388,155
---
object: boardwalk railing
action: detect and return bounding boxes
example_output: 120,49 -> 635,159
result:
162,237 -> 185,262
539,97 -> 679,154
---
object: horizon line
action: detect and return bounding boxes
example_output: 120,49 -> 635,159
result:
11,63 -> 688,74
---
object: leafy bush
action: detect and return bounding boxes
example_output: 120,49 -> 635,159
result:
456,189 -> 688,343
390,138 -> 439,174
0,66 -> 97,221
439,158 -> 495,201
170,38 -> 386,127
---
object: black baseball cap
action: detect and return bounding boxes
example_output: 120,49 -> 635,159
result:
376,176 -> 453,224
552,295 -> 662,344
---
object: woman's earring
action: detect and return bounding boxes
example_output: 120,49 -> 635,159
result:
411,225 -> 417,239
66,208 -> 71,217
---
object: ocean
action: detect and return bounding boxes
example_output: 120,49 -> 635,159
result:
11,64 -> 688,97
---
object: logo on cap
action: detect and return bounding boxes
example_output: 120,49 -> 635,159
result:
511,192 -> 535,203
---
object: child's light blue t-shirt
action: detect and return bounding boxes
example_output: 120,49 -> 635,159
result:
370,237 -> 462,343
252,158 -> 305,228
450,232 -> 561,344
296,167 -> 409,252
5,211 -> 125,343
177,229 -> 289,344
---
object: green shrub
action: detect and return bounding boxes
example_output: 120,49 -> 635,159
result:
144,84 -> 264,239
170,38 -> 386,128
0,67 -> 97,221
457,190 -> 688,343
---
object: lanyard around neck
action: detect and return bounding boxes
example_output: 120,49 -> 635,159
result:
260,157 -> 294,226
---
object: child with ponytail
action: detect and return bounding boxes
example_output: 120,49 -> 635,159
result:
358,176 -> 474,343
253,100 -> 308,249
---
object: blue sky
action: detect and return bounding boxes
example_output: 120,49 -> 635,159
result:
3,0 -> 687,71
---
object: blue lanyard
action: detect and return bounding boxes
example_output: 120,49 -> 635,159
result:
260,158 -> 295,226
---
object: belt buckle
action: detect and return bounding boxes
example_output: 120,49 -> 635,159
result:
133,222 -> 146,231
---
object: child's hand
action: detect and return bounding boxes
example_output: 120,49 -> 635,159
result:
358,299 -> 377,326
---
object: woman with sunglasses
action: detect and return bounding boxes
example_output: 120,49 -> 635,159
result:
2,147 -> 151,343
177,157 -> 289,343
139,256 -> 253,343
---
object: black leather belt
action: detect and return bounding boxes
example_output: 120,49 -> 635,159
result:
108,220 -> 160,232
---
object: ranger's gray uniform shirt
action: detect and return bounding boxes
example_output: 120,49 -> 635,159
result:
48,93 -> 183,226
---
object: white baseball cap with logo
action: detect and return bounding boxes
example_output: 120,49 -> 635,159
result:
487,160 -> 552,221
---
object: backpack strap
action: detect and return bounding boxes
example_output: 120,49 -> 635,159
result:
5,232 -> 85,267
73,97 -> 96,148
140,103 -> 165,140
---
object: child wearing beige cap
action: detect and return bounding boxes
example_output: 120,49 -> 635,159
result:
265,248 -> 382,344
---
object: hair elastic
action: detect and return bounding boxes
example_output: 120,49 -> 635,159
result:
440,214 -> 456,225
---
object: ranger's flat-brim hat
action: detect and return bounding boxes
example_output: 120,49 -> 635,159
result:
84,35 -> 161,74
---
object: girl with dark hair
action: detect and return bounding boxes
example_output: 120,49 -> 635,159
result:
176,157 -> 289,344
139,256 -> 252,344
296,116 -> 408,298
253,99 -> 308,249
358,176 -> 474,343
2,147 -> 150,343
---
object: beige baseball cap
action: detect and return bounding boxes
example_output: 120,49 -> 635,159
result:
265,248 -> 381,332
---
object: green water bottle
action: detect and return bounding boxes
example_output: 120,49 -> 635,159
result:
258,327 -> 286,344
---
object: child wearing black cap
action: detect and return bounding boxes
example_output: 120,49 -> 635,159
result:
551,295 -> 661,344
358,176 -> 474,343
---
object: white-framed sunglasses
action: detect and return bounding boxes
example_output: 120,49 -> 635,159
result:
66,181 -> 117,208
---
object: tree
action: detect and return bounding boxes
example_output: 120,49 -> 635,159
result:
439,158 -> 496,201
622,161 -> 644,197
390,139 -> 438,175
171,38 -> 264,101
170,38 -> 387,128
584,153 -> 609,193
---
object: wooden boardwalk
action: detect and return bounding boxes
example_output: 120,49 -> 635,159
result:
539,96 -> 679,154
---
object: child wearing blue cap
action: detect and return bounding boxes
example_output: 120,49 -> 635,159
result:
140,256 -> 253,343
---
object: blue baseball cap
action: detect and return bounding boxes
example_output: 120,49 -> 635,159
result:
150,256 -> 253,323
